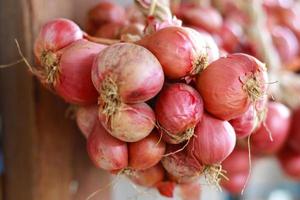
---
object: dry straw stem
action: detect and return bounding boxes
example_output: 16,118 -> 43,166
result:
135,0 -> 172,21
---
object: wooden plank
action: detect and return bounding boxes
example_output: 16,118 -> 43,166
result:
0,0 -> 111,199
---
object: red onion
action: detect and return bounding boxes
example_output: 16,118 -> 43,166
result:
218,19 -> 243,53
196,53 -> 268,120
94,22 -> 124,39
92,43 -> 163,142
221,172 -> 248,194
178,5 -> 223,33
138,26 -> 215,79
161,145 -> 204,183
156,181 -> 176,198
187,113 -> 236,165
128,164 -> 165,187
155,83 -> 204,144
76,105 -> 98,138
87,123 -> 128,171
287,108 -> 300,153
222,148 -> 250,175
128,130 -> 166,170
251,102 -> 291,155
56,40 -> 106,104
88,1 -> 126,27
34,18 -> 83,62
278,147 -> 300,180
230,105 -> 257,139
34,24 -> 106,104
92,43 -> 164,103
99,103 -> 155,142
271,26 -> 299,63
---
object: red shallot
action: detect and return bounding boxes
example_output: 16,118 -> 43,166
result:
251,102 -> 291,155
196,53 -> 268,120
187,113 -> 236,165
138,26 -> 214,79
129,131 -> 166,170
87,123 -> 128,171
155,83 -> 204,144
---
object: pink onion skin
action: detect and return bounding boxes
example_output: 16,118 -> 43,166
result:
196,53 -> 268,120
138,26 -> 211,79
251,102 -> 291,155
278,148 -> 300,180
187,113 -> 236,165
76,105 -> 98,138
34,18 -> 83,63
271,26 -> 299,63
161,145 -> 204,183
156,181 -> 176,198
128,131 -> 166,170
92,43 -> 164,103
55,39 -> 106,105
178,6 -> 223,33
155,83 -> 204,144
287,108 -> 300,153
88,1 -> 127,26
221,172 -> 248,194
87,123 -> 128,171
230,105 -> 256,139
129,164 -> 165,187
99,103 -> 155,142
222,148 -> 249,175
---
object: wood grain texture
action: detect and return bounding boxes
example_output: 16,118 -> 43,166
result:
0,0 -> 111,199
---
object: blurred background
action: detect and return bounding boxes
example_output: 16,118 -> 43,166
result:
1,0 -> 300,199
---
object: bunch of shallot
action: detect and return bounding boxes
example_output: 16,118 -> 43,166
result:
32,1 -> 300,199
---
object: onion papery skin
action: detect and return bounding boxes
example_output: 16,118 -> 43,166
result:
222,148 -> 250,175
128,164 -> 165,187
251,102 -> 291,155
196,53 -> 268,120
178,5 -> 223,33
54,39 -> 106,105
287,108 -> 300,153
88,1 -> 127,27
92,43 -> 164,104
87,123 -> 128,171
230,105 -> 257,139
99,103 -> 155,142
187,113 -> 236,165
76,105 -> 98,138
155,83 -> 204,144
138,26 -> 211,79
156,181 -> 176,198
34,18 -> 83,63
161,145 -> 204,183
278,148 -> 300,180
221,172 -> 248,195
271,26 -> 299,63
129,131 -> 166,170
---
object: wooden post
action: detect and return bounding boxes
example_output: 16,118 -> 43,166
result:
0,0 -> 111,199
